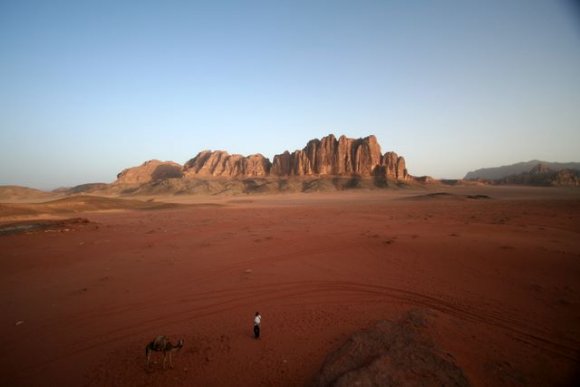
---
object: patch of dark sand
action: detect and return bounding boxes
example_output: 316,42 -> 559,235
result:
0,217 -> 91,236
466,194 -> 491,200
402,192 -> 491,201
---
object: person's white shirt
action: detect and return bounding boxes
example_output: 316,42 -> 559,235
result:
254,314 -> 261,326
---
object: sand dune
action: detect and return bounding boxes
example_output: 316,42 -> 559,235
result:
0,185 -> 58,202
0,186 -> 579,386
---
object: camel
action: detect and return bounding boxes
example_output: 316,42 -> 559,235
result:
145,335 -> 184,369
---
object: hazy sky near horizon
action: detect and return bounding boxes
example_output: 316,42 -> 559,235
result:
1,0 -> 579,189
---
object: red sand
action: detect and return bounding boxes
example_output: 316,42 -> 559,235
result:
1,187 -> 579,386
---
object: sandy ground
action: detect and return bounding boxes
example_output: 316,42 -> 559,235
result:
0,186 -> 579,386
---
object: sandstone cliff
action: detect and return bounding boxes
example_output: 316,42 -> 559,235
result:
116,160 -> 183,185
183,151 -> 271,177
271,134 -> 379,176
271,134 -> 408,181
115,134 -> 411,188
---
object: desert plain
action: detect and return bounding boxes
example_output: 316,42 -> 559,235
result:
1,185 -> 579,386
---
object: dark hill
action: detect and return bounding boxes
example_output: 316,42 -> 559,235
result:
464,161 -> 580,180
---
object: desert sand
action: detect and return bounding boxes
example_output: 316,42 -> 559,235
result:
1,186 -> 579,386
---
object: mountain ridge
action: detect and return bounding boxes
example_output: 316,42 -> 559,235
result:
464,160 -> 580,180
116,134 -> 411,185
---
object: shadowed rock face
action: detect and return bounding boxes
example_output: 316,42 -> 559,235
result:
496,165 -> 580,186
311,310 -> 470,387
464,162 -> 580,187
464,160 -> 580,180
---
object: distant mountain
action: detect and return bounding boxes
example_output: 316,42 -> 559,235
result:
464,161 -> 580,180
55,183 -> 111,195
495,164 -> 580,186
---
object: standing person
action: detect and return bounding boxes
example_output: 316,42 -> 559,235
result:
253,312 -> 262,339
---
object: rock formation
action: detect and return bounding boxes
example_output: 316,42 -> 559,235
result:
552,169 -> 580,186
183,151 -> 271,178
374,151 -> 408,182
270,134 -> 409,181
312,310 -> 469,387
116,160 -> 183,185
114,134 -> 412,188
496,164 -> 580,186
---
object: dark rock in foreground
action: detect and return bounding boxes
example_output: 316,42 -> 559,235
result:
312,309 -> 469,387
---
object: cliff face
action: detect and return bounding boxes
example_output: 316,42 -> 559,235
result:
270,134 -> 408,180
116,160 -> 183,185
115,134 -> 411,185
182,151 -> 271,178
271,134 -> 379,176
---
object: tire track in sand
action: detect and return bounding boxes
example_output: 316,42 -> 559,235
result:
11,279 -> 580,380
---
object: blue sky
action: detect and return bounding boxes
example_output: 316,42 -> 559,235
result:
1,0 -> 579,189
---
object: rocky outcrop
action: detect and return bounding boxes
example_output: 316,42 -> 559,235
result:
376,151 -> 408,181
114,135 -> 412,187
552,169 -> 580,186
312,310 -> 469,387
183,151 -> 271,178
414,175 -> 436,184
116,160 -> 183,185
271,134 -> 409,181
271,134 -> 379,176
496,164 -> 580,186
